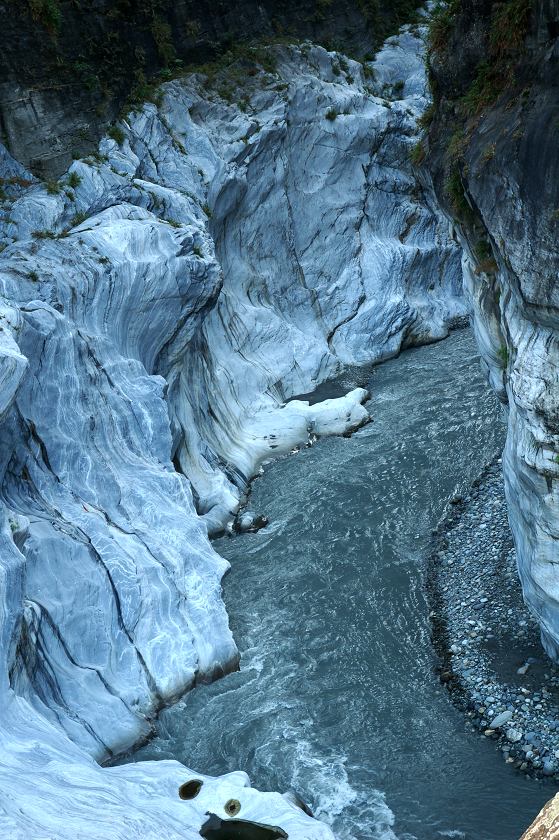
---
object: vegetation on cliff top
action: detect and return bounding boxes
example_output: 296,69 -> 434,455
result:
428,0 -> 532,115
417,0 -> 533,232
11,0 -> 424,119
0,0 -> 423,173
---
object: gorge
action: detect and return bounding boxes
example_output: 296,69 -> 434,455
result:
0,1 -> 558,838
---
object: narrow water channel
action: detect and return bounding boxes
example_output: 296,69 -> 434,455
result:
133,329 -> 552,839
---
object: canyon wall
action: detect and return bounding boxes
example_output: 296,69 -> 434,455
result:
424,0 -> 559,660
0,28 -> 463,838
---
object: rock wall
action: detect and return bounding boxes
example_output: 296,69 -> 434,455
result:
424,0 -> 559,660
0,28 -> 462,838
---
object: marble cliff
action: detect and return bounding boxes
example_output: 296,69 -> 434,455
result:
0,26 -> 463,839
424,0 -> 559,661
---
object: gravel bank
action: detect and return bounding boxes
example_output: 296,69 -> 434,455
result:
428,459 -> 559,781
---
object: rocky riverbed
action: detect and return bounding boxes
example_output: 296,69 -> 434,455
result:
429,460 -> 559,782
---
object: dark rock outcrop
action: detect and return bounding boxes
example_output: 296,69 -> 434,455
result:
424,0 -> 559,660
0,0 -> 421,177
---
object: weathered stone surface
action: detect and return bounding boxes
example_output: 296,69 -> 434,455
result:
0,30 -> 462,838
426,0 -> 559,663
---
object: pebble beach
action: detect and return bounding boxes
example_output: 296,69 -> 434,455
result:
428,459 -> 559,782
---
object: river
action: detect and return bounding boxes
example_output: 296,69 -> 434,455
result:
131,329 -> 552,839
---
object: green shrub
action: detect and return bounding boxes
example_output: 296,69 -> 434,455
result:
481,143 -> 496,164
325,108 -> 338,121
32,229 -> 56,239
497,344 -> 509,366
28,0 -> 61,34
447,128 -> 467,162
151,15 -> 176,66
5,176 -> 33,188
410,140 -> 426,166
107,125 -> 125,145
460,0 -> 532,115
490,0 -> 532,57
358,0 -> 421,37
475,240 -> 492,261
427,0 -> 459,53
88,151 -> 109,165
73,61 -> 100,93
45,180 -> 61,195
461,62 -> 502,115
185,20 -> 201,37
66,171 -> 82,189
123,69 -> 162,114
475,239 -> 498,273
444,168 -> 475,222
417,103 -> 435,130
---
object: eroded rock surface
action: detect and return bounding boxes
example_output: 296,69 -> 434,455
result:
425,0 -> 559,662
0,30 -> 462,838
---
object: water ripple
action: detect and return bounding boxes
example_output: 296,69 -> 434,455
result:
133,331 -> 552,839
